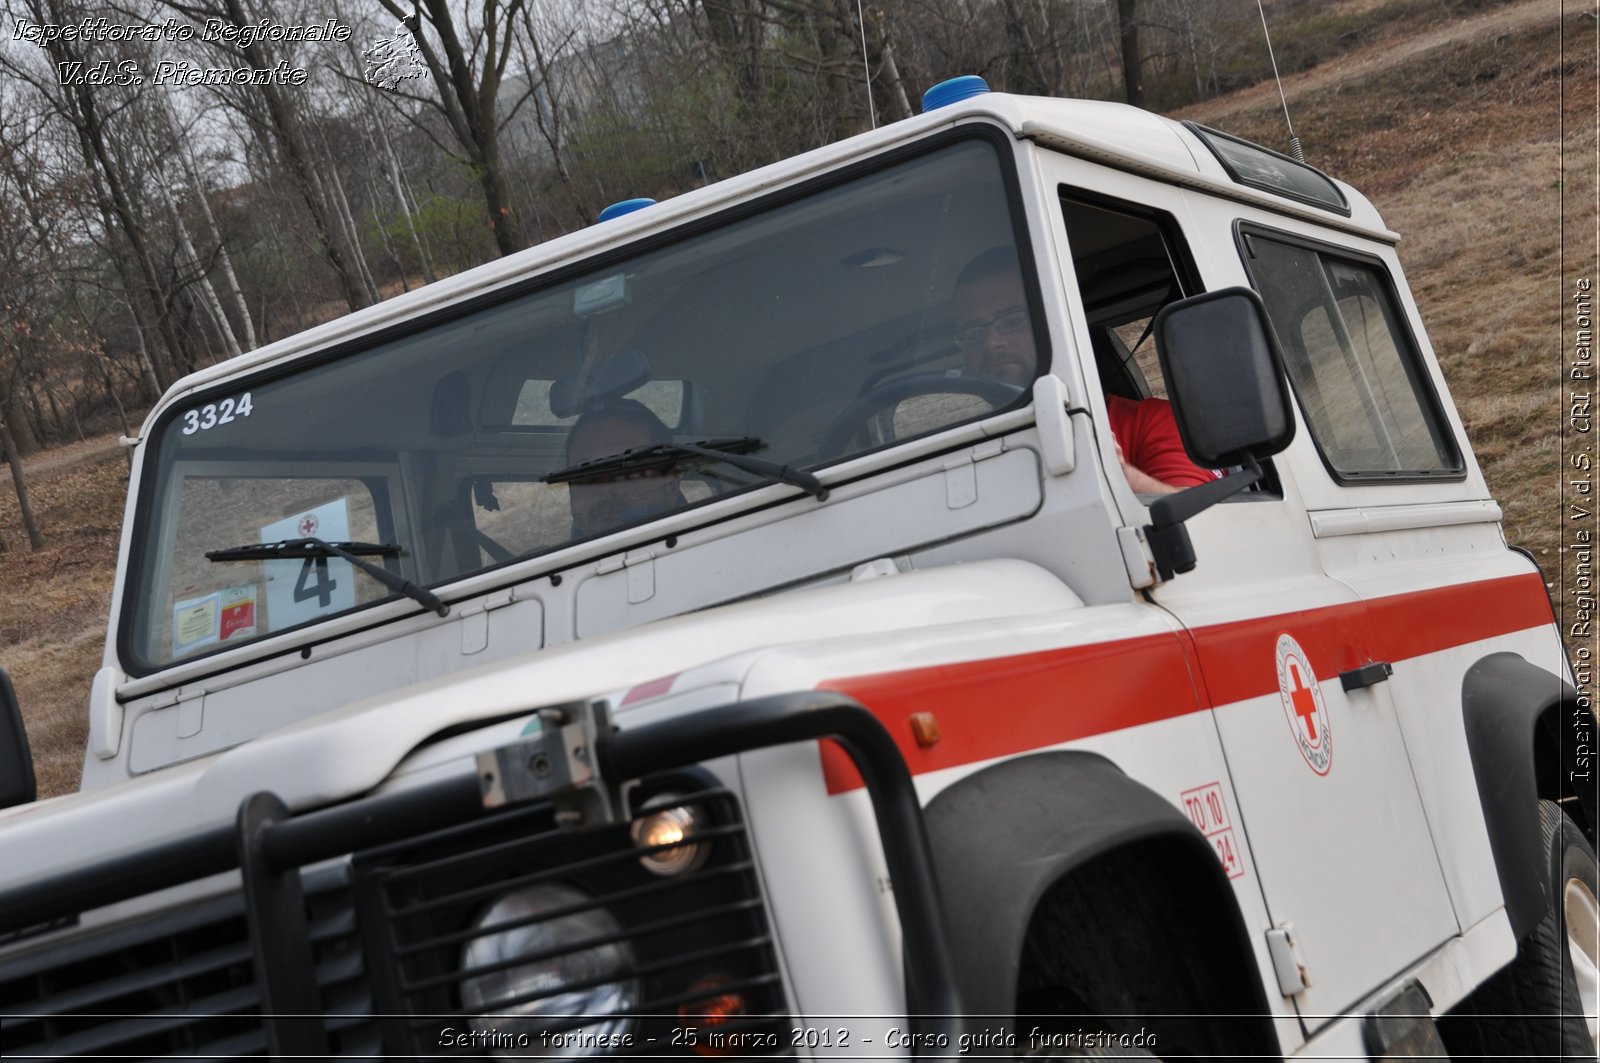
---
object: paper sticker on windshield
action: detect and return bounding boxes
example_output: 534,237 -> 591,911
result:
219,585 -> 258,641
172,593 -> 220,656
172,584 -> 259,655
261,498 -> 355,630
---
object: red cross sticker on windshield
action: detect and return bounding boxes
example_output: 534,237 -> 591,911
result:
298,514 -> 319,538
1276,633 -> 1332,775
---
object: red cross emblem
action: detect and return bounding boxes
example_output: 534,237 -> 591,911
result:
1288,661 -> 1319,743
1276,633 -> 1332,775
298,513 -> 319,538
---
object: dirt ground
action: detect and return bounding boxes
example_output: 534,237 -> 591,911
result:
0,433 -> 128,796
0,0 -> 1592,798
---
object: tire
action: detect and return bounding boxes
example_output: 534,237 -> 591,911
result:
1440,800 -> 1599,1060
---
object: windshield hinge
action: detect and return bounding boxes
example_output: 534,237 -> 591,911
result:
457,590 -> 517,655
1116,526 -> 1157,590
625,550 -> 656,604
943,440 -> 1006,510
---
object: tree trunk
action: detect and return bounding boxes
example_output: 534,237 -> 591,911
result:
874,12 -> 914,121
0,418 -> 43,552
94,347 -> 134,469
477,143 -> 523,258
217,0 -> 370,312
1116,0 -> 1143,107
364,68 -> 438,282
63,80 -> 183,389
178,142 -> 258,351
319,130 -> 380,302
123,298 -> 164,400
0,374 -> 38,457
173,210 -> 242,359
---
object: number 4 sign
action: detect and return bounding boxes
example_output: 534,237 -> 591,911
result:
260,499 -> 356,631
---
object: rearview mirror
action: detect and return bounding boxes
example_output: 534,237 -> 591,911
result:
0,667 -> 37,809
1153,286 -> 1295,468
549,348 -> 653,418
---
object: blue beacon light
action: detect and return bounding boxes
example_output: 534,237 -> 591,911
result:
598,198 -> 656,222
921,75 -> 991,113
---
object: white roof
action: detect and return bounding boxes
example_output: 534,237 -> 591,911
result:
145,91 -> 1393,425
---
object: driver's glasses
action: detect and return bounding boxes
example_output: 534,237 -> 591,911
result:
954,307 -> 1029,350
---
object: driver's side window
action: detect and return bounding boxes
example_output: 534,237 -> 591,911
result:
1059,190 -> 1232,495
1060,191 -> 1194,402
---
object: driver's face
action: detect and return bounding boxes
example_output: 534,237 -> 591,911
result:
954,272 -> 1035,386
566,416 -> 680,537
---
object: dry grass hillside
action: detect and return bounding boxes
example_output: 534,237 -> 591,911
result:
1177,0 -> 1594,633
0,0 -> 1591,798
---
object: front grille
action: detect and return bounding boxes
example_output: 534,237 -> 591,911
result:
0,865 -> 377,1059
0,782 -> 788,1058
357,785 -> 792,1056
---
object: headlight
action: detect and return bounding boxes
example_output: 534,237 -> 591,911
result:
459,883 -> 637,1055
631,798 -> 711,876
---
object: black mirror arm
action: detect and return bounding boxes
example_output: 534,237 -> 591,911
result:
1147,456 -> 1263,530
1143,457 -> 1263,581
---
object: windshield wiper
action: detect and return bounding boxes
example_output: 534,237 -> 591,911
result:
206,538 -> 449,617
545,436 -> 828,500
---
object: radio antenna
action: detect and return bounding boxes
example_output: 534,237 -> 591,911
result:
1255,0 -> 1303,162
856,0 -> 878,129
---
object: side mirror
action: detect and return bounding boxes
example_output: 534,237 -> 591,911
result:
1153,286 -> 1295,468
1140,288 -> 1296,581
0,667 -> 37,808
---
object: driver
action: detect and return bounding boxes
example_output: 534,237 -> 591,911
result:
954,248 -> 1216,494
563,399 -> 686,538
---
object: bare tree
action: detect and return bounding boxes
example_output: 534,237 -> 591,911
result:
2,0 -> 191,388
152,0 -> 377,311
369,0 -> 534,256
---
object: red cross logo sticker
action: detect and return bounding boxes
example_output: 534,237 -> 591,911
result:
298,513 -> 319,538
1276,633 -> 1332,775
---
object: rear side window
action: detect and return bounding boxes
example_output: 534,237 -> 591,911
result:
1241,230 -> 1461,480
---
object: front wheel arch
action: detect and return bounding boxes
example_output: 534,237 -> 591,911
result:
924,751 -> 1279,1058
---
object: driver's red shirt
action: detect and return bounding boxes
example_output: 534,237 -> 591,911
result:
1107,394 -> 1218,488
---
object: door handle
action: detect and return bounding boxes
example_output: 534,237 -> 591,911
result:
1340,661 -> 1393,692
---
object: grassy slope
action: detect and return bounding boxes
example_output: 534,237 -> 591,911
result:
1177,0 -> 1593,635
0,0 -> 1589,798
0,434 -> 127,796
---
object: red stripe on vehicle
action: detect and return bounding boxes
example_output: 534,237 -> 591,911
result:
1187,573 -> 1553,706
1368,572 -> 1554,662
819,632 -> 1202,793
817,572 -> 1552,794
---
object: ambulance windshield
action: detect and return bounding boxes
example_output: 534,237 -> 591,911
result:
124,134 -> 1042,673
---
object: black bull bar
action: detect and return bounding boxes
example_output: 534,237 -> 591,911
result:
0,691 -> 963,1057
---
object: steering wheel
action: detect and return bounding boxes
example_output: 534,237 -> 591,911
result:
818,374 -> 1026,459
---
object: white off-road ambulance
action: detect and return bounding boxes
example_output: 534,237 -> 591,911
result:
0,77 -> 1592,1060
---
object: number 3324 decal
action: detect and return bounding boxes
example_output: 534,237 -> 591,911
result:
181,392 -> 253,435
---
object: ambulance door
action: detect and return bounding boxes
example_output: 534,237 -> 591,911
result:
1041,152 -> 1457,1029
1236,223 -> 1561,937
